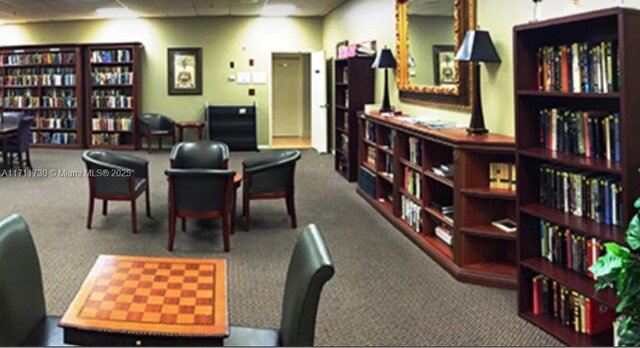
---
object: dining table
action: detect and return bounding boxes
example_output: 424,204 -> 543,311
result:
0,123 -> 18,172
59,255 -> 228,346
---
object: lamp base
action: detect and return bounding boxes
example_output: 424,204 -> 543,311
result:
466,127 -> 489,135
379,107 -> 394,113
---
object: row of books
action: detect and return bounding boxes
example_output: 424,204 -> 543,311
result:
33,114 -> 78,130
489,162 -> 516,191
539,109 -> 620,162
382,153 -> 392,176
4,52 -> 76,66
366,146 -> 376,167
91,115 -> 134,132
532,274 -> 614,335
91,94 -> 134,109
3,96 -> 39,108
539,220 -> 604,280
365,120 -> 376,142
4,73 -> 76,86
30,132 -> 77,145
404,168 -> 421,198
343,90 -> 349,108
407,136 -> 421,165
340,66 -> 348,84
382,130 -> 394,149
90,50 -> 133,63
91,71 -> 134,86
339,134 -> 348,154
539,164 -> 623,227
401,195 -> 421,232
358,166 -> 376,199
429,200 -> 453,224
536,41 -> 618,93
434,224 -> 453,246
91,133 -> 123,146
41,95 -> 77,108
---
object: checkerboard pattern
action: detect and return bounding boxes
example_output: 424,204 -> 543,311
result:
78,259 -> 216,325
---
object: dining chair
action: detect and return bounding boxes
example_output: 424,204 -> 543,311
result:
241,150 -> 301,231
81,150 -> 151,233
165,168 -> 235,252
3,112 -> 34,170
138,113 -> 176,153
224,223 -> 335,346
0,214 -> 65,346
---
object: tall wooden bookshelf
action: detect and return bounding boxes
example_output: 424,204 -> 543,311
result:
334,57 -> 374,181
514,8 -> 640,346
358,112 -> 517,288
0,45 -> 84,148
86,43 -> 141,150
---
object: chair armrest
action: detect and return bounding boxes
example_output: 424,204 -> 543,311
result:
138,118 -> 151,135
87,160 -> 134,194
243,151 -> 301,174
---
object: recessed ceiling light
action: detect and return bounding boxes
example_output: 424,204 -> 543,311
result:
95,7 -> 138,18
261,4 -> 296,16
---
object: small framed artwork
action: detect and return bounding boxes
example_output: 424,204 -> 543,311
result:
433,45 -> 456,86
168,47 -> 202,95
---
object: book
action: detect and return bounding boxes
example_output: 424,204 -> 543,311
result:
491,218 -> 517,233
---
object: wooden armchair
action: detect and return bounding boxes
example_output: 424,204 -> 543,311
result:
138,113 -> 176,153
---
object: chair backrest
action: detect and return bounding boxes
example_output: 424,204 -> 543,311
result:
138,113 -> 174,133
14,116 -> 34,151
280,224 -> 334,347
166,169 -> 235,212
2,111 -> 25,125
170,141 -> 229,169
0,214 -> 46,346
82,150 -> 147,196
244,150 -> 301,194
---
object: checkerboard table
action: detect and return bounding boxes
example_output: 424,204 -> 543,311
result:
59,255 -> 228,346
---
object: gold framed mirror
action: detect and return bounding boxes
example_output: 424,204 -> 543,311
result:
396,0 -> 475,109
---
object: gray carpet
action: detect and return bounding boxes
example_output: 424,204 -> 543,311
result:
0,148 -> 562,346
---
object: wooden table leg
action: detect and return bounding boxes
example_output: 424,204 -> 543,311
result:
197,126 -> 203,140
1,137 -> 8,173
178,126 -> 184,143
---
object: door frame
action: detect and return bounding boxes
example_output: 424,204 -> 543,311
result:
268,49 -> 318,149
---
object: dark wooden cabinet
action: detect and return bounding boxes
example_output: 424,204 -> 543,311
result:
358,112 -> 517,288
514,8 -> 640,346
85,43 -> 141,150
334,57 -> 374,181
205,104 -> 257,151
0,45 -> 84,148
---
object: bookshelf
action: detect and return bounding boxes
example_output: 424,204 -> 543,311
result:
86,43 -> 141,150
358,112 -> 516,288
334,56 -> 374,181
0,45 -> 84,148
514,8 -> 640,346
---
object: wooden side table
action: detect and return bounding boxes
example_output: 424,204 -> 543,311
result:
176,122 -> 205,142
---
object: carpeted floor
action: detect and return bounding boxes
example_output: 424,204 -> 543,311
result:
0,148 -> 562,346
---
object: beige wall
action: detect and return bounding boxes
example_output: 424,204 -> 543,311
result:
408,15 -> 454,86
0,16 -> 323,145
324,0 -> 640,136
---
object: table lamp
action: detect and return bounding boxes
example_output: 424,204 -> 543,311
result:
454,30 -> 501,135
371,47 -> 397,113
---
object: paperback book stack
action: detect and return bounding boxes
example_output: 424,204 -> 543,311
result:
489,162 -> 516,191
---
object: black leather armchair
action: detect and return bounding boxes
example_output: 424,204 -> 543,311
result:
82,150 -> 151,233
165,168 -> 235,252
170,140 -> 229,169
3,112 -> 34,170
242,150 -> 301,231
0,214 -> 65,346
138,113 -> 176,153
224,224 -> 334,346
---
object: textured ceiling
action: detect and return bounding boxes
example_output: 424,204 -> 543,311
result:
0,0 -> 348,23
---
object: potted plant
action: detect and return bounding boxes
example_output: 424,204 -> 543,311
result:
591,195 -> 640,346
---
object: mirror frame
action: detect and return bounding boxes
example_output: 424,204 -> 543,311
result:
396,0 -> 475,110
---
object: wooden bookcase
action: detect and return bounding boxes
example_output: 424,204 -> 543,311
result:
514,8 -> 640,346
334,56 -> 374,181
85,43 -> 141,150
0,45 -> 84,148
358,112 -> 517,288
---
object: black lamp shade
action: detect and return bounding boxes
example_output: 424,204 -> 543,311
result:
454,30 -> 501,63
371,48 -> 397,69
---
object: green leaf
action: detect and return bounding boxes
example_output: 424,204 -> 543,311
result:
634,196 -> 640,209
604,242 -> 631,257
591,252 -> 624,277
627,215 -> 640,250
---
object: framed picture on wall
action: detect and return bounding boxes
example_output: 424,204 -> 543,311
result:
168,47 -> 202,95
432,45 -> 456,86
